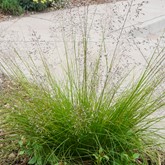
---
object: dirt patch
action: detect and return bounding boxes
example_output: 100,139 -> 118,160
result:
0,73 -> 11,91
0,10 -> 13,22
0,13 -> 7,22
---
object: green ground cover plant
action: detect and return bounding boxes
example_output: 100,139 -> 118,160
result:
0,0 -> 23,15
19,0 -> 53,12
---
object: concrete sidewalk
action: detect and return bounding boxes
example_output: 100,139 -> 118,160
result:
0,0 -> 165,92
0,0 -> 164,83
0,0 -> 165,59
0,1 -> 164,80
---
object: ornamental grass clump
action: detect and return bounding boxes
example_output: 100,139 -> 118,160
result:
1,39 -> 165,165
0,7 -> 165,165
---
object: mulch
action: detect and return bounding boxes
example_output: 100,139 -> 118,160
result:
0,9 -> 12,22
